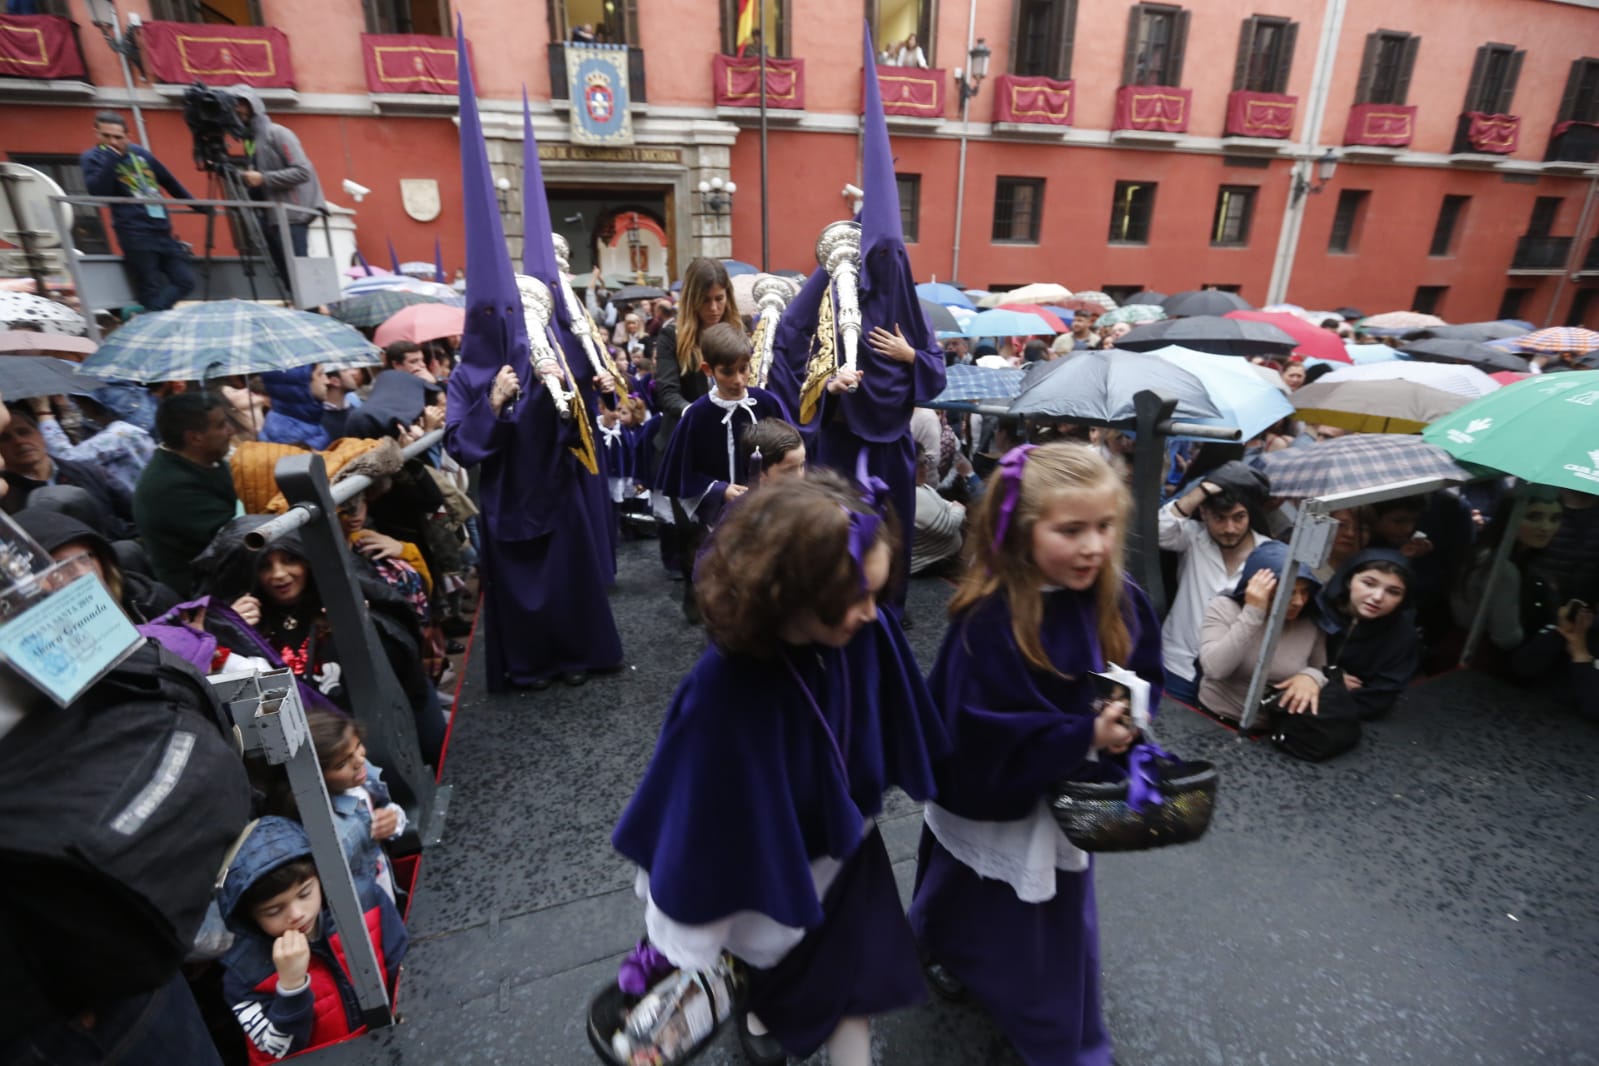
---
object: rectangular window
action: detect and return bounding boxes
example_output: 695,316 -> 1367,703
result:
1108,180 -> 1157,244
1102,285 -> 1145,305
993,177 -> 1044,243
897,174 -> 921,243
1122,4 -> 1189,87
1210,185 -> 1256,247
1558,58 -> 1599,125
364,0 -> 450,35
149,0 -> 263,23
1355,30 -> 1419,105
552,0 -> 638,46
1011,0 -> 1078,80
1412,286 -> 1447,316
1233,15 -> 1297,94
1464,43 -> 1524,115
1567,288 -> 1597,328
1327,189 -> 1369,254
1528,196 -> 1563,238
7,153 -> 112,255
718,0 -> 788,56
1428,195 -> 1469,257
868,0 -> 937,67
1496,287 -> 1530,322
1201,283 -> 1243,294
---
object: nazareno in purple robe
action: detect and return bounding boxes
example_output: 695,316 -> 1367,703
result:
612,611 -> 949,1057
908,580 -> 1164,1066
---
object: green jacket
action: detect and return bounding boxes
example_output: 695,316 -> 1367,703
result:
132,449 -> 239,597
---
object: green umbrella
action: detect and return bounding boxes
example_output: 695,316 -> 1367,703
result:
1421,370 -> 1599,492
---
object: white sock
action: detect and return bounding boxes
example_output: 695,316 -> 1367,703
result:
746,1012 -> 769,1036
824,1017 -> 871,1066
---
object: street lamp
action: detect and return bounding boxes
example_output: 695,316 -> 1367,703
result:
696,176 -> 736,216
955,38 -> 991,105
1291,149 -> 1340,204
495,176 -> 512,211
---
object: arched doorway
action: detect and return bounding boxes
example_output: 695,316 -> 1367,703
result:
596,206 -> 668,286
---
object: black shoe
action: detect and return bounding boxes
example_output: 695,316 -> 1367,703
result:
923,959 -> 967,1002
445,639 -> 466,655
561,671 -> 588,687
736,1012 -> 786,1066
900,612 -> 915,630
522,676 -> 551,692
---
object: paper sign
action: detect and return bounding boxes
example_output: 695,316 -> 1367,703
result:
0,574 -> 141,705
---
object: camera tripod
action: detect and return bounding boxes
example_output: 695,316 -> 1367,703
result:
198,158 -> 293,304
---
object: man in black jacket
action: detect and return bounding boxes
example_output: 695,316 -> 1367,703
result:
0,406 -> 137,540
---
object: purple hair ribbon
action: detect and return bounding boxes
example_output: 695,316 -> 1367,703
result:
617,939 -> 674,995
1125,740 -> 1172,813
991,443 -> 1037,551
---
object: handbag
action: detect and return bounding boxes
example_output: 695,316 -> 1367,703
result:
1051,731 -> 1219,852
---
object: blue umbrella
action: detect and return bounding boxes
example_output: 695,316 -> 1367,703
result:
962,308 -> 1056,338
720,259 -> 759,277
927,363 -> 1025,409
1042,305 -> 1077,325
82,300 -> 380,383
916,282 -> 975,309
1146,345 -> 1294,441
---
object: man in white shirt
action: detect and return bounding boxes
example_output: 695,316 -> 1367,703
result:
1158,467 -> 1269,706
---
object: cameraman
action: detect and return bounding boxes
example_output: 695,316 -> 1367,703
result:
230,86 -> 325,283
79,111 -> 198,312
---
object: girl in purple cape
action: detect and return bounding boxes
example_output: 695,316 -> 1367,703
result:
909,442 -> 1164,1066
612,470 -> 947,1066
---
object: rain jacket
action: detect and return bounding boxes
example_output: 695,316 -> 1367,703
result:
259,368 -> 331,449
79,141 -> 195,242
217,817 -> 406,1064
233,86 -> 325,225
1316,549 -> 1421,720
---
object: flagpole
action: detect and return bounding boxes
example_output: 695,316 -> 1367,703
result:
758,0 -> 770,272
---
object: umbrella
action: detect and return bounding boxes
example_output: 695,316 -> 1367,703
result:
1225,310 -> 1350,362
611,284 -> 668,302
720,259 -> 759,277
1118,315 -> 1297,357
327,289 -> 439,329
1515,327 -> 1599,354
1146,345 -> 1295,441
1401,338 -> 1529,374
398,260 -> 438,279
1490,371 -> 1530,386
373,303 -> 468,348
1320,361 -> 1500,398
1422,371 -> 1599,493
997,304 -> 1068,332
0,356 -> 104,401
928,363 -> 1025,409
1096,304 -> 1166,329
81,300 -> 380,384
1335,306 -> 1365,321
962,308 -> 1057,338
0,330 -> 97,359
1162,289 -> 1252,317
1124,290 -> 1167,306
1008,348 -> 1223,424
0,292 -> 86,336
1358,311 -> 1446,335
916,282 -> 975,309
1003,282 -> 1072,305
344,264 -> 391,279
919,298 -> 962,335
1291,378 -> 1472,434
1067,291 -> 1117,313
1407,321 -> 1528,343
1259,435 -> 1471,499
1339,342 -> 1402,365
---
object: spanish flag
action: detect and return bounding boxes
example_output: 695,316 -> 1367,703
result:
735,0 -> 755,51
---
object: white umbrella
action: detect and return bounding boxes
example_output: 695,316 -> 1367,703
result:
0,292 -> 86,336
1320,360 -> 1500,398
1004,282 -> 1073,305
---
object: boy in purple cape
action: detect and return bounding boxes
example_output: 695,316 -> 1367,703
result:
612,472 -> 948,1066
909,443 -> 1163,1066
443,27 -> 621,691
767,25 -> 945,604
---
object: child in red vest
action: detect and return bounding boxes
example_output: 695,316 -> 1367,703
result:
218,817 -> 407,1063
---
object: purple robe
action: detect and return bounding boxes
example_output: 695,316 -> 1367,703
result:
612,612 -> 948,1056
908,582 -> 1163,1065
654,386 -> 786,522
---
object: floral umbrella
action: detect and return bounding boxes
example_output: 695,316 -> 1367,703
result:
1096,304 -> 1166,329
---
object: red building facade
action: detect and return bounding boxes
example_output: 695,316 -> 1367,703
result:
3,0 -> 1597,324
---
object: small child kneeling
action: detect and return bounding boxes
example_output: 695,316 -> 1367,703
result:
218,817 -> 407,1064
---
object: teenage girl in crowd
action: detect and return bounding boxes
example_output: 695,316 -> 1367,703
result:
909,442 -> 1163,1066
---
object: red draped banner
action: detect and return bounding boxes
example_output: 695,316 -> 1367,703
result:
1225,90 -> 1296,139
0,14 -> 84,80
712,55 -> 804,109
1461,112 -> 1519,154
1113,85 -> 1191,133
992,74 -> 1074,126
362,34 -> 465,94
140,21 -> 295,89
873,65 -> 945,119
1343,102 -> 1416,147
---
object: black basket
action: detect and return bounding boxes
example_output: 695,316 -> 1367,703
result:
1051,759 -> 1219,852
585,978 -> 728,1066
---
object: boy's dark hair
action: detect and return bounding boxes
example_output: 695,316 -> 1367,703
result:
1197,484 -> 1250,518
94,110 -> 127,129
155,391 -> 226,449
740,417 -> 802,466
698,322 -> 752,370
237,858 -> 318,920
384,340 -> 423,369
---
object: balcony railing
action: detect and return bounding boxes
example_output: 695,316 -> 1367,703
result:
548,43 -> 646,105
1452,112 -> 1520,155
1583,237 -> 1599,275
712,54 -> 804,110
1509,235 -> 1573,272
1344,102 -> 1417,148
1546,121 -> 1599,164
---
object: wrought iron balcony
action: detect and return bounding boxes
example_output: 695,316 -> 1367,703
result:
548,43 -> 646,106
1509,235 -> 1573,273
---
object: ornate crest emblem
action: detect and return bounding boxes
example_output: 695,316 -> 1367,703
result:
399,178 -> 441,222
585,70 -> 615,124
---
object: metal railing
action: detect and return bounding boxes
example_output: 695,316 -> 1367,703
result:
1509,235 -> 1573,271
547,43 -> 647,104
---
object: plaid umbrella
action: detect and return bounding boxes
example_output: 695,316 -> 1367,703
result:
1096,304 -> 1166,328
928,363 -> 1025,409
1292,378 -> 1471,434
327,289 -> 439,328
1162,289 -> 1253,317
1358,311 -> 1445,335
0,356 -> 104,401
341,274 -> 465,305
81,300 -> 380,384
1067,291 -> 1117,313
1259,435 -> 1471,499
1515,327 -> 1599,354
0,292 -> 86,336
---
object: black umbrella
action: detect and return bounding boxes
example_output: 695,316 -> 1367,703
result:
1406,322 -> 1527,343
919,298 -> 962,334
1335,306 -> 1366,321
1162,289 -> 1253,317
1116,315 -> 1297,357
611,284 -> 668,302
1008,349 -> 1222,424
1123,290 -> 1168,306
0,356 -> 105,401
1401,339 -> 1530,373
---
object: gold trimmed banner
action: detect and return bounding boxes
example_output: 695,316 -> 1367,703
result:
141,20 -> 294,88
362,34 -> 465,95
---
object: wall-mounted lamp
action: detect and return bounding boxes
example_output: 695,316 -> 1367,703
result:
1291,149 -> 1339,205
495,176 -> 512,211
85,0 -> 143,70
696,176 -> 737,216
842,182 -> 863,215
954,38 -> 991,106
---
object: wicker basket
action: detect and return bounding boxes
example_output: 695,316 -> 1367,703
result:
1051,759 -> 1219,852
